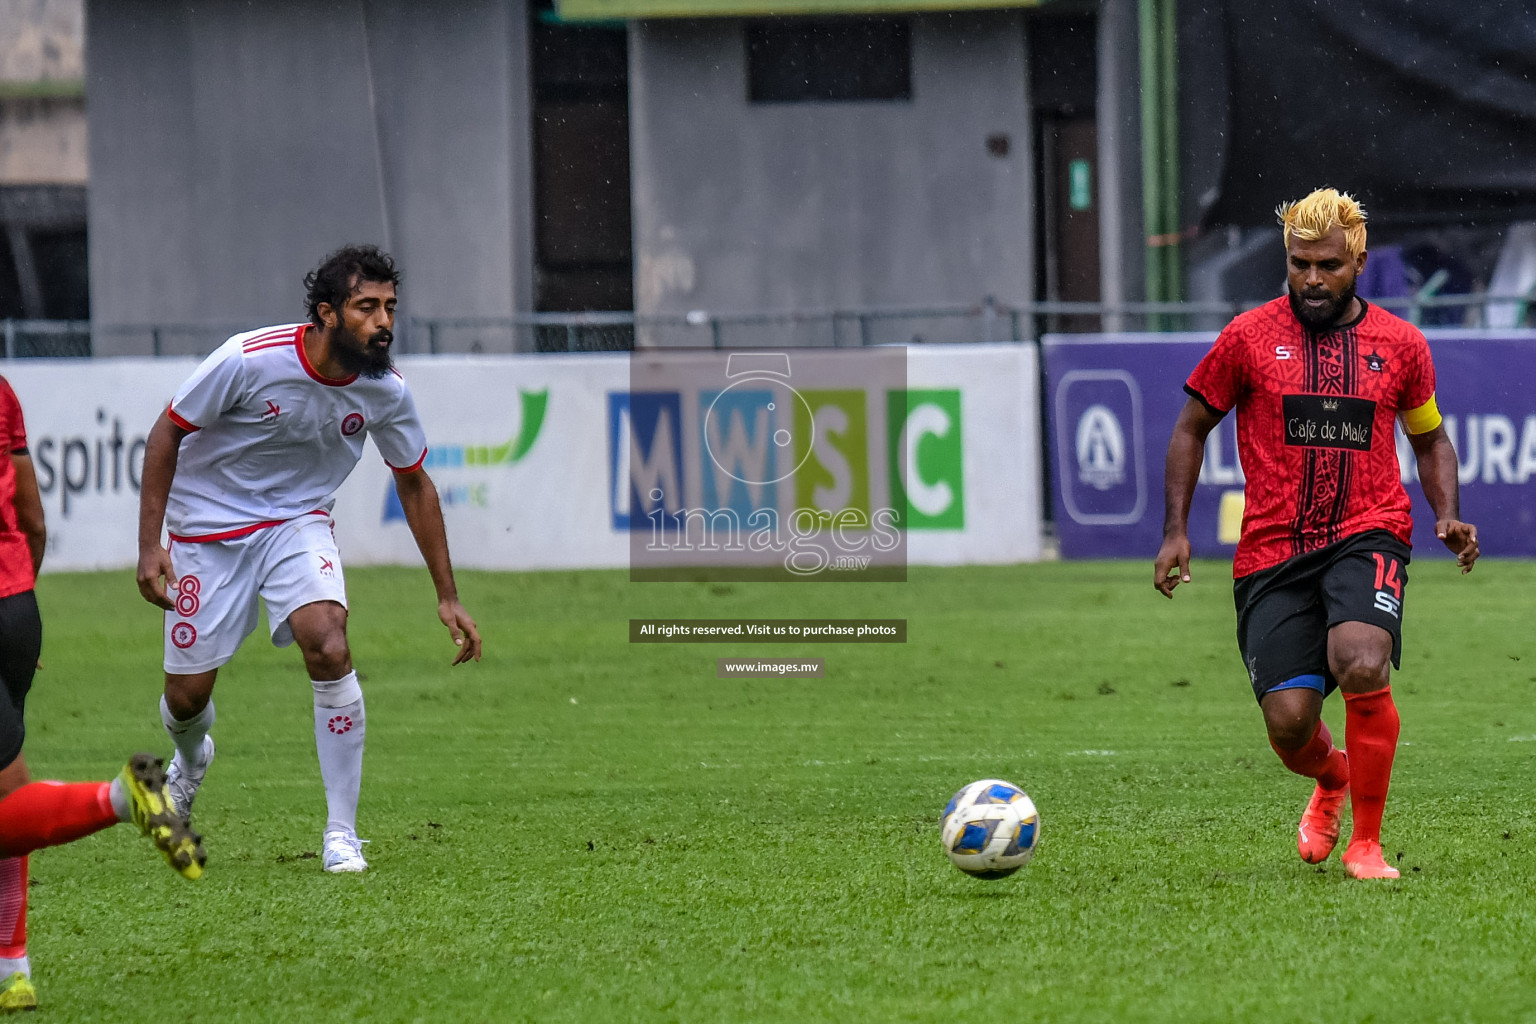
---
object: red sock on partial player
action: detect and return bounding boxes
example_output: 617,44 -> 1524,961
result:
1273,718 -> 1351,863
0,856 -> 25,962
0,781 -> 119,857
1270,719 -> 1349,791
1343,686 -> 1400,845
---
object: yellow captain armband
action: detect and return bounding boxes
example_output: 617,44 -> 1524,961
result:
1400,394 -> 1442,435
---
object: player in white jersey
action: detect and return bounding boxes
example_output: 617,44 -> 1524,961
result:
135,245 -> 482,873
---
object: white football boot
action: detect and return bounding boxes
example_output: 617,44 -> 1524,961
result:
322,829 -> 370,873
164,735 -> 215,821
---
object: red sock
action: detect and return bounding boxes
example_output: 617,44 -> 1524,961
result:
0,856 -> 24,959
0,781 -> 118,857
1344,686 -> 1400,845
1270,719 -> 1349,791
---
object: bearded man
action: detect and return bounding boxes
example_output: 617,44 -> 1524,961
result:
136,245 -> 481,874
1154,189 -> 1478,879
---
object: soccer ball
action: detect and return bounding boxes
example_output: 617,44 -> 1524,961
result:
940,778 -> 1040,879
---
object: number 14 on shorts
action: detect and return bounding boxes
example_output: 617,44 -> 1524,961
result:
1372,553 -> 1403,618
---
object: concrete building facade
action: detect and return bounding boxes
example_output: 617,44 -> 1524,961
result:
629,12 -> 1034,329
85,0 -> 1143,353
87,0 -> 534,353
0,0 -> 88,323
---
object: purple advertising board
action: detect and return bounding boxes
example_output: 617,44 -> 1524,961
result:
1043,330 -> 1536,562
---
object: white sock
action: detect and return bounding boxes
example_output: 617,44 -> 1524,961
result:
312,671 -> 365,836
0,955 -> 27,979
108,776 -> 131,822
161,696 -> 214,765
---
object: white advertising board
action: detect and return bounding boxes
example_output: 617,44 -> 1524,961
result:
5,345 -> 1041,573
7,358 -> 199,572
904,343 -> 1042,566
331,354 -> 629,570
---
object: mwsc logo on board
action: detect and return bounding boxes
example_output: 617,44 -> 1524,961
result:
608,389 -> 963,531
605,350 -> 961,580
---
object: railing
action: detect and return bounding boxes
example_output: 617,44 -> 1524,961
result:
351,289 -> 1536,352
0,319 -> 90,358
8,281 -> 1536,357
415,302 -> 1257,353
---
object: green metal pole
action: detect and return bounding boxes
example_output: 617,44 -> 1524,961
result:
1159,0 -> 1182,306
1139,0 -> 1164,320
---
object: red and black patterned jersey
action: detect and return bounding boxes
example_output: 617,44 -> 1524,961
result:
1185,297 -> 1437,578
0,376 -> 33,598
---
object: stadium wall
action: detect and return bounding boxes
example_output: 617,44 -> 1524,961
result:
627,12 -> 1035,333
85,0 -> 532,356
8,344 -> 1041,573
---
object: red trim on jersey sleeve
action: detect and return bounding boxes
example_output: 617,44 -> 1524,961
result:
167,407 -> 201,433
244,338 -> 299,354
241,325 -> 300,350
389,448 -> 429,474
294,324 -> 359,387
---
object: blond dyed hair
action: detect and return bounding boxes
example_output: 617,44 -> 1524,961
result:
1276,188 -> 1368,260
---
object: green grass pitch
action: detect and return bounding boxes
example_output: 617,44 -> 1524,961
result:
18,560 -> 1536,1021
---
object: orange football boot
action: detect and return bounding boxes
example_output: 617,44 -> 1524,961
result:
1342,839 -> 1401,880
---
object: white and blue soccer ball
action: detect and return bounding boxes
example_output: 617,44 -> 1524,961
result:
940,779 -> 1040,879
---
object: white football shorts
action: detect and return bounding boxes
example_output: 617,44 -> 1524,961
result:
163,512 -> 348,674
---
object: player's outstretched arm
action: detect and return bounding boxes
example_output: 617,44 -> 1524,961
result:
136,410 -> 189,609
1154,397 -> 1225,598
1408,423 -> 1479,574
393,467 -> 482,665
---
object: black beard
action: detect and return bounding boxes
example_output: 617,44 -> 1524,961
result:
1288,281 -> 1358,333
332,326 -> 394,379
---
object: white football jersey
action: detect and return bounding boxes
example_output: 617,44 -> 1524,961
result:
165,323 -> 427,540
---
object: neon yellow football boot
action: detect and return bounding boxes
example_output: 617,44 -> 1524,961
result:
0,971 -> 36,1012
120,753 -> 206,880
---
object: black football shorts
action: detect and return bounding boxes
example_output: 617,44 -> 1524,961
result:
0,589 -> 42,768
1232,529 -> 1409,704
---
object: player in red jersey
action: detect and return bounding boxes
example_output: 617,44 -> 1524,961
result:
0,378 -> 204,1013
1154,189 -> 1479,880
